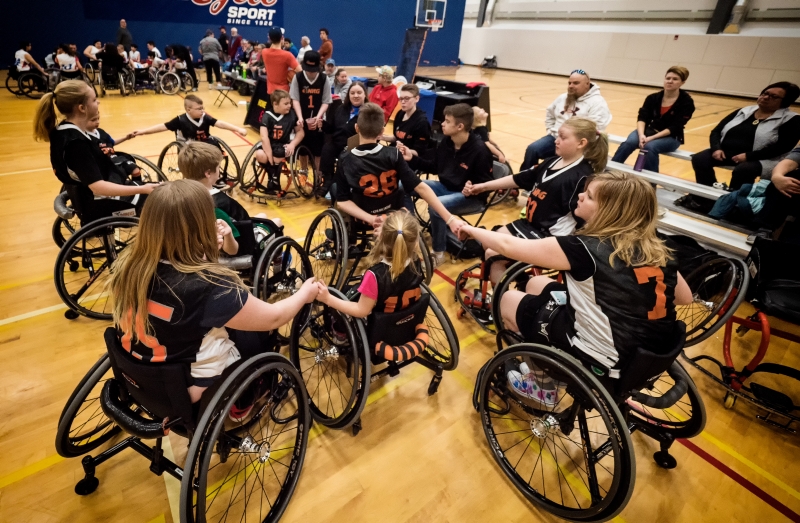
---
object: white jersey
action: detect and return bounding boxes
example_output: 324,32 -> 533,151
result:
129,50 -> 140,63
151,47 -> 162,59
88,46 -> 100,59
57,53 -> 78,71
15,49 -> 30,71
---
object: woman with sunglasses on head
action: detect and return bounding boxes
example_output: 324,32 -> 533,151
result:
678,81 -> 800,213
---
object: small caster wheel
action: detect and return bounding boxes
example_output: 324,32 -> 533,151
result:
68,260 -> 79,272
723,392 -> 737,409
351,420 -> 362,436
653,451 -> 677,469
428,375 -> 442,396
457,308 -> 466,319
75,476 -> 99,495
65,309 -> 80,320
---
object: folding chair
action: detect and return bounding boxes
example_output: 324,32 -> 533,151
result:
211,84 -> 237,108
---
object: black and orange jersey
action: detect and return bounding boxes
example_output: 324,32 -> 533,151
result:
334,144 -> 421,215
164,113 -> 218,142
260,110 -> 298,146
294,72 -> 327,121
512,156 -> 592,237
368,262 -> 424,314
393,109 -> 431,154
556,235 -> 680,368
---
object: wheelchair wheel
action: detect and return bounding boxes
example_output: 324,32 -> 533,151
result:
419,283 -> 459,371
129,153 -> 168,182
159,71 -> 180,95
117,72 -> 128,96
18,71 -> 47,99
214,138 -> 241,190
6,69 -> 20,95
492,262 -> 534,333
625,361 -> 706,439
290,145 -> 318,198
477,344 -> 635,522
289,288 -> 371,429
55,217 -> 139,320
238,142 -> 263,191
56,353 -> 120,458
677,258 -> 749,347
181,73 -> 195,92
417,235 -> 433,285
120,71 -> 135,96
412,194 -> 431,229
52,215 -> 80,249
304,209 -> 348,289
255,237 -> 313,341
157,141 -> 183,181
180,353 -> 311,523
84,63 -> 96,84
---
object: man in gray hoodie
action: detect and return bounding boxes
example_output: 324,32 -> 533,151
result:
521,69 -> 611,170
199,29 -> 223,86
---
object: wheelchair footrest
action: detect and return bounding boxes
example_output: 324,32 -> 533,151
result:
750,382 -> 796,413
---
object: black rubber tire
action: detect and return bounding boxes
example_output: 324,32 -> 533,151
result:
238,142 -> 262,190
418,235 -> 433,285
6,70 -> 20,95
159,71 -> 180,95
419,283 -> 460,371
492,262 -> 534,334
129,153 -> 168,182
213,137 -> 241,190
157,141 -> 184,181
303,209 -> 348,289
18,71 -> 46,99
290,145 -> 318,198
52,211 -> 80,249
55,354 -> 120,457
181,73 -> 194,92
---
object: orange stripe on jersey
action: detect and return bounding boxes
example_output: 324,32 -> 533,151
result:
147,300 -> 174,322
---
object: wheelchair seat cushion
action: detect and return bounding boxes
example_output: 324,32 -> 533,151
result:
367,292 -> 430,350
755,280 -> 800,325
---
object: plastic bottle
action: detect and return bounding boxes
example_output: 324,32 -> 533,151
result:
633,149 -> 648,172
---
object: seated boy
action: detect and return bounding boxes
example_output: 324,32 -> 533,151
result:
86,114 -> 141,181
254,89 -> 304,194
334,103 -> 463,238
178,141 -> 280,256
132,94 -> 247,143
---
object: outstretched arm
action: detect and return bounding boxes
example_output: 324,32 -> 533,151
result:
463,175 -> 518,196
458,224 -> 571,270
315,283 -> 376,319
225,278 -> 320,331
133,124 -> 169,136
215,120 -> 248,137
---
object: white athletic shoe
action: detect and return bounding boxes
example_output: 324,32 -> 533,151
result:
432,251 -> 446,268
507,363 -> 558,407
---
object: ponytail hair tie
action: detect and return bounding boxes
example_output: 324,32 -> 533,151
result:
396,230 -> 403,236
596,130 -> 601,136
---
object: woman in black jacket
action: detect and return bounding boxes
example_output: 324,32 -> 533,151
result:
611,66 -> 694,172
318,81 -> 367,197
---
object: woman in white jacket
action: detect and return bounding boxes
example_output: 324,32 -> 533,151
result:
521,69 -> 611,170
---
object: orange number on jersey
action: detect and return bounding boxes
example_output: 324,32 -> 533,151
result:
119,306 -> 168,362
633,266 -> 667,320
272,128 -> 284,140
359,170 -> 398,198
308,94 -> 315,109
383,288 -> 422,313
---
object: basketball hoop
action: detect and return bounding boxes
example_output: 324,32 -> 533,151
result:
416,0 -> 446,30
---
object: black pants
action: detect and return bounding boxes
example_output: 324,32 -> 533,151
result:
204,59 -> 221,83
319,138 -> 346,194
185,60 -> 198,86
691,148 -> 763,190
755,169 -> 800,230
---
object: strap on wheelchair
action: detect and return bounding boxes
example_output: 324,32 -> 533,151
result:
628,363 -> 689,409
367,293 -> 430,354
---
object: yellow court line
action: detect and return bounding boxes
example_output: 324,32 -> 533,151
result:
0,273 -> 53,292
0,454 -> 65,489
0,303 -> 67,327
145,514 -> 166,523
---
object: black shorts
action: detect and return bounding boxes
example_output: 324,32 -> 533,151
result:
507,219 -> 546,240
271,144 -> 288,158
111,154 -> 139,177
515,282 -> 574,352
300,127 -> 324,156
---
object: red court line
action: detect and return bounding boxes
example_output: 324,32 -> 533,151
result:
678,439 -> 800,522
434,268 -> 800,522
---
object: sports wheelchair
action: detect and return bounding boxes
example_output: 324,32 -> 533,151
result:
97,65 -> 136,97
55,326 -> 310,522
159,69 -> 195,95
475,322 -> 706,521
237,142 -> 319,204
304,208 -> 433,290
158,137 -> 241,189
15,67 -> 95,99
288,254 -> 459,435
683,238 -> 800,432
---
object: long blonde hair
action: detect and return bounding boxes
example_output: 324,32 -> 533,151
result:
561,118 -> 608,173
367,211 -> 420,280
111,179 -> 245,340
33,80 -> 92,142
579,170 -> 671,267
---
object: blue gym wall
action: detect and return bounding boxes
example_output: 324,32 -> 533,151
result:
2,0 -> 465,70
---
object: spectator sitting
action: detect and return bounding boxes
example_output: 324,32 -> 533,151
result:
318,28 -> 333,65
611,66 -> 695,173
249,43 -> 266,79
520,69 -> 611,170
381,83 -> 431,157
677,82 -> 800,213
333,68 -> 351,100
369,66 -> 399,123
319,81 -> 368,196
297,36 -> 312,61
750,147 -> 800,241
283,37 -> 298,57
262,26 -> 300,93
324,59 -> 337,84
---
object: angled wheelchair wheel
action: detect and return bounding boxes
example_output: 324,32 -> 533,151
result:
412,194 -> 431,230
289,288 -> 371,429
677,258 -> 749,347
18,71 -> 47,99
6,69 -> 20,95
129,153 -> 168,182
157,141 -> 183,181
84,63 -> 96,84
625,361 -> 706,439
180,353 -> 311,523
181,73 -> 194,92
477,344 -> 635,522
417,235 -> 433,285
290,145 -> 318,198
159,71 -> 180,95
55,217 -> 139,320
304,209 -> 348,289
492,262 -> 534,333
238,142 -> 263,192
56,353 -> 120,457
214,138 -> 241,190
419,283 -> 459,371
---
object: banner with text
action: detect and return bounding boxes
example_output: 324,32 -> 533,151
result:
83,0 -> 283,28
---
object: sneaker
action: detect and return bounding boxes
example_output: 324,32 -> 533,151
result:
507,362 -> 558,406
712,182 -> 731,192
746,228 -> 771,245
432,251 -> 446,268
228,403 -> 253,422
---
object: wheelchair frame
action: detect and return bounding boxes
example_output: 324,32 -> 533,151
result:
238,142 -> 318,205
157,136 -> 241,189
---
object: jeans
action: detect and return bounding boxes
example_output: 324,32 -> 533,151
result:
424,180 -> 486,252
521,135 -> 556,171
610,130 -> 680,173
204,59 -> 221,83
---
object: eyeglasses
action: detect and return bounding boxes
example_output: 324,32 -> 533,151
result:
398,96 -> 415,102
759,92 -> 784,100
571,69 -> 587,76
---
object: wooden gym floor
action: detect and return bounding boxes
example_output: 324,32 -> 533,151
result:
0,66 -> 798,523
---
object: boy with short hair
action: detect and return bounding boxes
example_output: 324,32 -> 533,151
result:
290,50 -> 331,178
334,103 -> 461,244
87,114 -> 141,181
132,94 -> 247,142
254,89 -> 304,193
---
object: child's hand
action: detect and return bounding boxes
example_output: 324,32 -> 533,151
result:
141,182 -> 163,194
462,181 -> 474,196
455,222 -> 471,241
497,152 -> 506,164
306,117 -> 318,130
216,219 -> 232,243
449,218 -> 467,237
236,127 -> 248,137
397,143 -> 413,162
315,281 -> 330,304
284,143 -> 295,157
298,277 -> 320,303
371,214 -> 385,232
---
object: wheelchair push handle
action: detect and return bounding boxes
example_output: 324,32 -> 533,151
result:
627,363 -> 689,409
100,379 -> 176,440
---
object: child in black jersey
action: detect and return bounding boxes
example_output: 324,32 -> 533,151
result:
315,212 -> 430,361
381,83 -> 431,156
86,114 -> 141,180
254,89 -> 304,193
472,106 -> 506,164
178,141 -> 279,256
463,118 -> 609,286
333,103 -> 457,235
132,94 -> 247,143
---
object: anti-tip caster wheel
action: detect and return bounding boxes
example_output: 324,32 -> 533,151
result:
64,309 -> 80,320
428,375 -> 442,396
352,420 -> 362,436
68,260 -> 79,272
653,451 -> 677,469
74,476 -> 99,495
723,392 -> 737,409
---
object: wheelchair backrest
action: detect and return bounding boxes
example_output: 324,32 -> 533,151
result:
367,292 -> 430,350
614,321 -> 686,398
102,327 -> 196,430
747,237 -> 800,297
492,161 -> 510,181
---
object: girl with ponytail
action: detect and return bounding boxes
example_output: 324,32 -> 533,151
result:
463,117 -> 609,286
316,211 -> 430,362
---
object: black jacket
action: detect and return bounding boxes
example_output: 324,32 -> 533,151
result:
637,89 -> 695,144
327,104 -> 359,148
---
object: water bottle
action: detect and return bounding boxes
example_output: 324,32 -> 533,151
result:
633,149 -> 648,172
